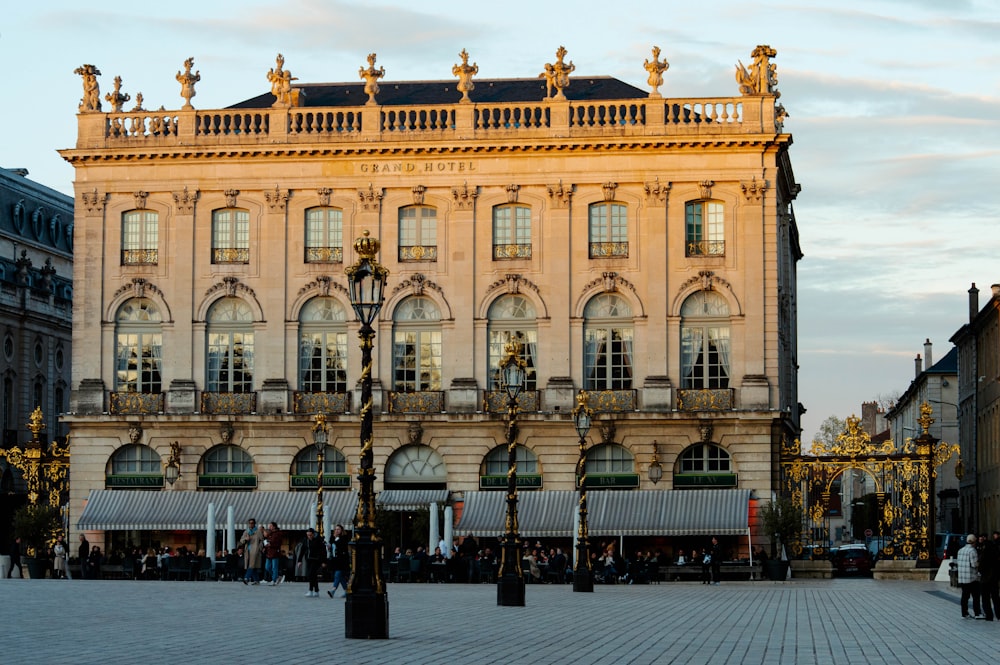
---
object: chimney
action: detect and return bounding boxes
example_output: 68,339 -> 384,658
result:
914,354 -> 922,379
969,283 -> 979,322
924,339 -> 932,370
993,283 -> 1000,298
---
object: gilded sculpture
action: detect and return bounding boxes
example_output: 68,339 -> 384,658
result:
643,46 -> 669,98
74,64 -> 102,113
735,45 -> 779,97
359,53 -> 385,105
176,57 -> 201,110
540,46 -> 575,101
104,75 -> 130,113
452,49 -> 479,103
267,53 -> 300,108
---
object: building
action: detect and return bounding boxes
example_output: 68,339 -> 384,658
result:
884,340 -> 961,532
60,46 -> 801,558
0,167 -> 74,539
951,284 -> 1000,532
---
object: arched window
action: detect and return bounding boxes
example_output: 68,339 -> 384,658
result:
110,444 -> 161,474
384,445 -> 447,486
398,205 -> 437,261
203,445 -> 253,474
392,296 -> 441,392
675,443 -> 735,488
583,294 -> 633,390
298,298 -> 348,392
212,208 -> 250,264
121,210 -> 159,265
115,298 -> 163,393
588,202 -> 628,258
294,446 -> 348,476
685,200 -> 725,256
305,207 -> 343,263
206,297 -> 254,393
680,291 -> 730,389
487,295 -> 537,391
585,443 -> 635,474
481,445 -> 539,476
492,204 -> 532,259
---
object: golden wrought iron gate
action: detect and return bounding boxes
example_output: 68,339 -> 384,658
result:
779,402 -> 959,562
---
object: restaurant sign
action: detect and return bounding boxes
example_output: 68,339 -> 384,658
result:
673,473 -> 738,488
479,474 -> 542,490
106,474 -> 164,488
579,474 -> 640,489
290,474 -> 351,489
198,474 -> 257,489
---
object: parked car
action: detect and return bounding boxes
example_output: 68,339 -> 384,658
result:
934,533 -> 965,564
832,544 -> 874,576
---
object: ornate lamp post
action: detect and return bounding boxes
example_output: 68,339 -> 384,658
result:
571,390 -> 593,592
163,441 -> 182,486
345,230 -> 389,639
497,340 -> 527,606
312,414 -> 328,537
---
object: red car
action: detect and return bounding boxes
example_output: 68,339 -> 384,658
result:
832,545 -> 874,576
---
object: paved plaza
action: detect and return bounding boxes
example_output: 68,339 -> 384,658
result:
0,576 -> 993,664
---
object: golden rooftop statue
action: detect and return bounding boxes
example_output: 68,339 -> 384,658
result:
267,53 -> 302,108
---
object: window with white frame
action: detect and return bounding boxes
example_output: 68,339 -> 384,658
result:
203,445 -> 253,474
685,200 -> 725,256
588,202 -> 628,258
482,445 -> 539,476
678,443 -> 731,473
583,294 -> 633,390
298,297 -> 348,392
212,208 -> 250,264
121,210 -> 159,265
206,297 -> 254,392
115,298 -> 163,393
110,444 -> 161,474
305,207 -> 343,263
492,204 -> 532,259
398,206 -> 437,261
585,443 -> 635,474
680,290 -> 730,389
294,446 -> 347,476
392,296 -> 441,391
487,295 -> 537,391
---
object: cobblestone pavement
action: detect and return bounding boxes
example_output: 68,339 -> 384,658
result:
0,577 -> 993,664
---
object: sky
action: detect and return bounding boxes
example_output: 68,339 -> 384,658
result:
3,0 -> 998,443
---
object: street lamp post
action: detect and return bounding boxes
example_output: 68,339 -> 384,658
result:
571,390 -> 593,593
345,230 -> 390,639
497,340 -> 527,606
312,414 -> 328,538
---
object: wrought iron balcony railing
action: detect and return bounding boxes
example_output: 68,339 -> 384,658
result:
589,241 -> 628,259
304,246 -> 343,263
676,388 -> 734,411
212,247 -> 250,264
201,391 -> 257,415
121,249 -> 158,265
398,245 -> 437,261
110,391 -> 164,415
492,243 -> 532,260
388,391 -> 444,413
482,390 -> 539,413
293,391 -> 351,414
686,240 -> 726,257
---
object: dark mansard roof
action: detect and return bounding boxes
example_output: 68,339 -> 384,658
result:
229,76 -> 647,109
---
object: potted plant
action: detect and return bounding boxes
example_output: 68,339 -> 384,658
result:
759,495 -> 802,580
12,504 -> 61,578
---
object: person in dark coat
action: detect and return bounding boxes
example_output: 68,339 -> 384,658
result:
297,528 -> 326,597
78,534 -> 90,579
7,537 -> 23,578
327,524 -> 350,598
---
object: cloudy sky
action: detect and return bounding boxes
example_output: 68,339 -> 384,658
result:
3,0 -> 997,442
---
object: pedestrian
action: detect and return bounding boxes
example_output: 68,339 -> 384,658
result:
7,537 -> 23,579
710,536 -> 722,585
327,524 -> 349,598
53,535 -> 68,579
977,533 -> 998,621
78,534 -> 90,579
298,528 -> 326,597
700,547 -> 711,584
264,522 -> 284,585
239,518 -> 264,585
957,533 -> 983,619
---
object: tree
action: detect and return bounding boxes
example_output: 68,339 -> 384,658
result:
759,495 -> 803,559
812,415 -> 846,451
12,504 -> 61,557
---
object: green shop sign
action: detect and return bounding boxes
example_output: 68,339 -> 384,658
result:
198,474 -> 258,489
674,473 -> 737,488
479,474 -> 542,489
290,475 -> 351,489
580,474 -> 640,489
106,474 -> 164,488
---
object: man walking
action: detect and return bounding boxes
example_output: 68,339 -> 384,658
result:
239,518 -> 264,585
978,532 -> 999,621
298,528 -> 326,597
957,533 -> 983,619
264,522 -> 284,585
6,537 -> 23,578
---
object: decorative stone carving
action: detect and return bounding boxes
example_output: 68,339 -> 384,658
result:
391,273 -> 447,303
644,178 -> 671,206
675,270 -> 742,316
644,46 -> 669,98
81,189 -> 109,214
505,184 -> 520,204
128,422 -> 143,444
411,185 -> 426,205
602,182 -> 618,201
131,93 -> 145,112
547,180 -> 573,208
206,276 -> 257,300
224,189 -> 240,208
775,103 -> 788,131
358,184 -> 383,211
452,49 -> 478,103
267,53 -> 301,108
735,45 -> 779,97
173,187 -> 199,213
540,46 -> 575,101
740,176 -> 768,201
408,422 -> 424,445
104,75 -> 130,113
317,187 -> 333,207
176,57 -> 201,110
699,422 -> 713,443
74,64 -> 102,113
359,53 -> 385,105
14,250 -> 31,285
599,420 -> 616,445
452,182 -> 477,210
220,422 -> 234,444
699,180 -> 714,199
296,275 -> 351,300
265,186 -> 290,211
133,191 -> 148,210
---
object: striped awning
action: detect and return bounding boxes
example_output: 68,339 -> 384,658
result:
456,489 -> 750,538
376,489 -> 451,511
77,489 -> 359,531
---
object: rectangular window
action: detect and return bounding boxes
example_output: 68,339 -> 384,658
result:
299,331 -> 348,392
122,211 -> 159,265
305,208 -> 343,263
584,327 -> 633,390
212,209 -> 250,264
398,207 -> 438,261
686,201 -> 725,256
492,205 -> 532,259
588,203 -> 628,258
115,332 -> 162,393
681,326 -> 730,389
392,330 -> 442,391
207,331 -> 254,392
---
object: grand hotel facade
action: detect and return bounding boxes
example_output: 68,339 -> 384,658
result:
61,45 -> 801,554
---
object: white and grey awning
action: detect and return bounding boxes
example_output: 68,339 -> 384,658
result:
456,489 -> 750,538
77,489 -> 359,531
376,489 -> 451,511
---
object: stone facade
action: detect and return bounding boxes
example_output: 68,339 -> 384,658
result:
59,47 -> 801,547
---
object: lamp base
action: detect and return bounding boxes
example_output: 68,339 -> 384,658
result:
345,591 -> 389,639
497,572 -> 526,606
573,567 -> 594,592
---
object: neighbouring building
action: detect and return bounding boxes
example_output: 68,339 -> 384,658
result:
951,284 -> 1000,533
0,167 -> 74,542
60,45 -> 801,560
884,340 -> 961,533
